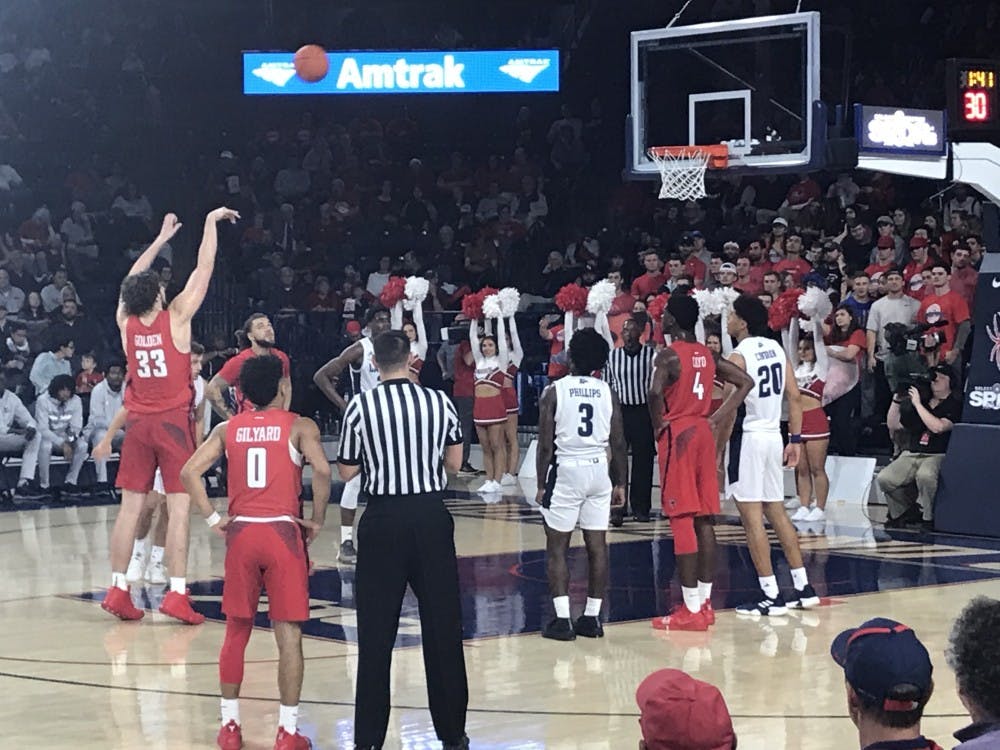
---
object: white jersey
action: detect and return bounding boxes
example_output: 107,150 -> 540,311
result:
357,337 -> 380,393
733,336 -> 786,432
553,375 -> 612,460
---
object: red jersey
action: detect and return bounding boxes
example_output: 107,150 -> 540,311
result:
452,340 -> 475,398
662,340 -> 716,420
123,309 -> 193,414
226,409 -> 302,518
218,347 -> 291,414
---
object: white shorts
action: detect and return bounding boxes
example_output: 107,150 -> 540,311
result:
539,456 -> 612,532
726,431 -> 784,503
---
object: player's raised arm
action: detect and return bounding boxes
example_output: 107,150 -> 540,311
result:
169,207 -> 240,324
313,341 -> 363,412
180,422 -> 229,531
115,213 -> 183,327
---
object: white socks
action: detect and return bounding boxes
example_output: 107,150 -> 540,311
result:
553,596 -> 570,619
131,537 -> 149,558
584,597 -> 602,617
682,586 -> 701,614
111,572 -> 128,591
790,567 -> 809,591
279,704 -> 299,734
697,580 -> 713,606
759,575 -> 779,599
150,546 -> 165,565
221,698 -> 240,726
341,526 -> 353,544
169,577 -> 186,594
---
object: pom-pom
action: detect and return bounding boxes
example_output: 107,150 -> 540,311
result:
482,293 -> 503,320
797,286 -> 832,320
768,288 -> 804,331
498,287 -> 521,317
379,276 -> 406,308
461,290 -> 485,320
692,289 -> 719,318
717,287 -> 740,314
403,276 -> 429,310
586,280 -> 616,314
647,292 -> 671,323
555,283 -> 588,314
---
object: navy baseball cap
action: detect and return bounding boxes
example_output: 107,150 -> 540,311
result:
830,618 -> 933,712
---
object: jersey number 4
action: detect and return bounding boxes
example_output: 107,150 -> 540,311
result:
247,447 -> 267,488
135,348 -> 167,378
578,403 -> 594,437
757,362 -> 784,398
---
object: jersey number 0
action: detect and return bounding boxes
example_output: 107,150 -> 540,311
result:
247,447 -> 267,488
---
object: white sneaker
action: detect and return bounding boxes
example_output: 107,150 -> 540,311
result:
145,561 -> 167,585
125,554 -> 146,583
478,480 -> 501,493
784,497 -> 801,510
790,506 -> 811,521
805,507 -> 826,522
500,473 -> 517,487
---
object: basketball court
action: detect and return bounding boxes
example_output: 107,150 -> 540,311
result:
4,9 -> 1000,750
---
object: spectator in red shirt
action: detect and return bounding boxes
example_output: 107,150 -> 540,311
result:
779,172 -> 822,226
865,237 -> 897,286
903,237 -> 934,299
746,239 -> 772,291
950,244 -> 978,309
678,234 -> 707,287
539,314 -> 568,379
918,263 -> 971,369
734,256 -> 761,295
631,250 -> 666,299
825,304 -> 867,455
773,233 -> 812,285
606,270 -> 636,346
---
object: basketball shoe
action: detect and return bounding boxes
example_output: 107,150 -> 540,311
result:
216,720 -> 242,750
274,727 -> 311,749
159,590 -> 205,625
101,586 -> 144,620
702,601 -> 715,625
651,605 -> 709,631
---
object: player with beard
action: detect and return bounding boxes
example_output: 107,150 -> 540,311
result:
206,314 -> 292,418
313,305 -> 392,565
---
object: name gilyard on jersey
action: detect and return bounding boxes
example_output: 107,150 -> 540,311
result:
234,426 -> 283,443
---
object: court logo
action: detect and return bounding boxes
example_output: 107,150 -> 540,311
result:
252,62 -> 296,87
499,58 -> 551,84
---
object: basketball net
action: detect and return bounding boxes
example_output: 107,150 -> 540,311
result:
648,147 -> 712,201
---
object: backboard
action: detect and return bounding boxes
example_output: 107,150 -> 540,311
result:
628,12 -> 823,179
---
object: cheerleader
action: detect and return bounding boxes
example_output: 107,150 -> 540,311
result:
500,314 -> 523,486
786,315 -> 831,523
401,301 -> 428,383
470,317 -> 509,494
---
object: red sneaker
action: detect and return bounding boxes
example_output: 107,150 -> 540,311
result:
159,590 -> 205,625
274,727 -> 312,750
101,586 -> 144,621
651,605 -> 709,632
217,720 -> 243,750
702,601 -> 715,626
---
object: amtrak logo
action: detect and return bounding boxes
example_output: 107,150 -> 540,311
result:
499,57 -> 551,84
252,62 -> 296,87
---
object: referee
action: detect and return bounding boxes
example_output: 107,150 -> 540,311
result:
605,315 -> 656,523
338,330 -> 469,750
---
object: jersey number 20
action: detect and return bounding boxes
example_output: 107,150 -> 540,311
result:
247,447 -> 267,488
135,349 -> 167,378
757,363 -> 784,398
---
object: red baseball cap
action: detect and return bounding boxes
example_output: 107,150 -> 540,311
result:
876,236 -> 894,249
346,321 -> 362,334
909,236 -> 929,249
636,669 -> 736,750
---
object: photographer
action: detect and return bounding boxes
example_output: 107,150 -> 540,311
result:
878,365 -> 961,530
866,269 -> 919,426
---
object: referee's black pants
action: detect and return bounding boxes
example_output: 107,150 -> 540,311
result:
354,492 -> 468,748
622,404 -> 655,516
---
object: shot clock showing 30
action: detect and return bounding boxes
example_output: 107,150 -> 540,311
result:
947,58 -> 1000,134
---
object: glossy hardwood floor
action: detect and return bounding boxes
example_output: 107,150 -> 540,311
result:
0,473 -> 991,749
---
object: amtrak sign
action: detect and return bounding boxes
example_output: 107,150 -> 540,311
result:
244,49 -> 559,95
855,105 -> 947,156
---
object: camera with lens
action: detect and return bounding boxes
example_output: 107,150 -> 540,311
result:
882,321 -> 941,397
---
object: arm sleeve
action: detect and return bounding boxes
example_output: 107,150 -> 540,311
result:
70,398 -> 83,436
496,315 -> 509,368
508,315 -> 523,367
813,317 -> 830,380
412,303 -> 428,361
444,395 -> 463,445
469,320 -> 484,367
337,398 -> 363,465
720,308 -> 734,356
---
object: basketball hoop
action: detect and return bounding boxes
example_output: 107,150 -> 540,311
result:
648,145 -> 729,201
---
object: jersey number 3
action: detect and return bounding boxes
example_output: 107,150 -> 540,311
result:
757,362 -> 784,398
135,349 -> 167,378
578,403 -> 594,437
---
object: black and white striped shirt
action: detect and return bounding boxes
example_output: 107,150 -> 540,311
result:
338,378 -> 463,496
605,345 -> 656,406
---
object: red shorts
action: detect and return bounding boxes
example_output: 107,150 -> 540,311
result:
658,417 -> 719,518
801,407 -> 830,441
474,391 -> 508,426
502,384 -> 518,414
223,520 -> 309,622
116,408 -> 195,494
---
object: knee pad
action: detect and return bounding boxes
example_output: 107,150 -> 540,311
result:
219,617 -> 254,685
671,514 -> 698,555
341,475 -> 360,510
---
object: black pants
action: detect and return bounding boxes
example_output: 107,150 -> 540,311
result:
826,384 -> 861,456
622,404 -> 655,516
454,396 -> 474,465
354,493 -> 468,748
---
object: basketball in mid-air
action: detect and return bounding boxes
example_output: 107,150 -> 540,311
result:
293,44 -> 329,83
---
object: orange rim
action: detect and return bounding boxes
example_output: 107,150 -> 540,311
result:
648,145 -> 729,169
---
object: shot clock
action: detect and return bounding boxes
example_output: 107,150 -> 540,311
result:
947,59 -> 1000,136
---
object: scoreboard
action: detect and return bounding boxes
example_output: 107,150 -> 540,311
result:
948,59 -> 1000,137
